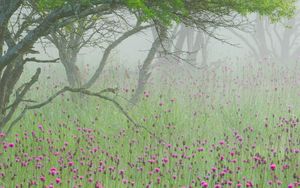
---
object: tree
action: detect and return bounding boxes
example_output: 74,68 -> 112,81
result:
231,12 -> 300,63
47,12 -> 153,93
0,0 -> 296,133
129,25 -> 164,104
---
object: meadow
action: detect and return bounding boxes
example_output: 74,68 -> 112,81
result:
0,60 -> 299,188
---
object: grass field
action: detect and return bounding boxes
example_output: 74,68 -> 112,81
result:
0,61 -> 299,187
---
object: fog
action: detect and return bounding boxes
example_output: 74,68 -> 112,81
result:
1,2 -> 300,187
32,22 -> 248,73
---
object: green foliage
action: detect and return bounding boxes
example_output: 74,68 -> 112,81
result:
218,0 -> 296,22
36,0 -> 296,25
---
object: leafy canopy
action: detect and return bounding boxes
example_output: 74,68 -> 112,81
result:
37,0 -> 296,24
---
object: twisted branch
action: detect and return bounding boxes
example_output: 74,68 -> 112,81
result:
4,86 -> 165,144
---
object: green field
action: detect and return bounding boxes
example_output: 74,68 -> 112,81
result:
1,62 -> 299,188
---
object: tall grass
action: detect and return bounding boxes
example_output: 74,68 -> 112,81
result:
0,60 -> 299,187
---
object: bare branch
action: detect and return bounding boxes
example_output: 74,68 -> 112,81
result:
4,86 -> 165,144
82,24 -> 153,88
24,57 -> 60,63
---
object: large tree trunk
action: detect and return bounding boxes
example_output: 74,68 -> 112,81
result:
60,51 -> 81,88
0,57 -> 24,129
130,38 -> 160,104
130,25 -> 166,105
58,49 -> 83,102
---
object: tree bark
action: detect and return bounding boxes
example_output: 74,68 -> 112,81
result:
130,38 -> 161,104
59,50 -> 82,88
0,57 -> 24,129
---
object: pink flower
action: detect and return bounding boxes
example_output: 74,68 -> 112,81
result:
119,170 -> 125,176
270,163 -> 276,171
40,176 -> 46,182
211,167 -> 217,172
148,159 -> 156,164
276,180 -> 282,186
282,164 -> 289,170
3,144 -> 8,150
95,182 -> 104,188
201,181 -> 208,188
219,140 -> 225,145
162,157 -> 169,164
68,161 -> 74,166
49,167 -> 58,175
157,177 -> 161,184
246,181 -> 253,188
122,179 -> 128,184
154,168 -> 160,173
31,180 -> 37,185
0,132 -> 5,138
8,143 -> 15,148
55,178 -> 61,184
220,155 -> 224,161
288,183 -> 294,188
38,124 -> 43,130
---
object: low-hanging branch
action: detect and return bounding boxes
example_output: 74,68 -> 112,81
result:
0,68 -> 41,129
24,57 -> 60,63
4,86 -> 165,144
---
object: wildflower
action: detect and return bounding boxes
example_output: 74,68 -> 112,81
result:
38,124 -> 43,130
95,182 -> 104,188
211,167 -> 217,172
55,178 -> 61,184
154,168 -> 160,173
162,157 -> 169,164
201,181 -> 208,188
119,170 -> 125,176
68,161 -> 74,166
40,176 -> 46,182
276,180 -> 282,186
0,132 -> 5,138
220,155 -> 224,161
8,143 -> 15,148
270,163 -> 276,171
49,167 -> 58,175
157,177 -> 161,184
246,181 -> 253,187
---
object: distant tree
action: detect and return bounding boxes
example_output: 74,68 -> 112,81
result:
230,12 -> 300,63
